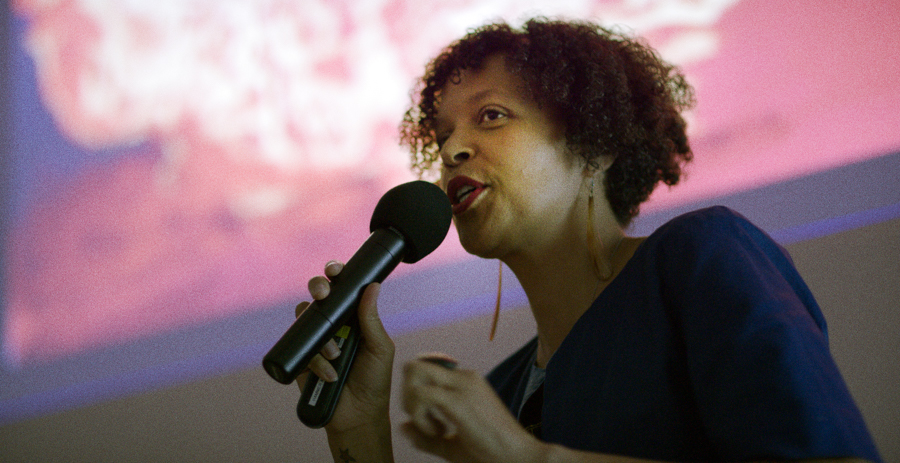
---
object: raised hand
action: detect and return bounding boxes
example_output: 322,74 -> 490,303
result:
401,355 -> 548,463
296,261 -> 396,462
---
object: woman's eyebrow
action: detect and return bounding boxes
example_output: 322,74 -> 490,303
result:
466,88 -> 499,105
434,88 -> 509,129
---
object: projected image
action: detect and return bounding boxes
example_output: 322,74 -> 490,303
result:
4,0 -> 742,367
5,0 -> 899,368
5,0 -> 421,365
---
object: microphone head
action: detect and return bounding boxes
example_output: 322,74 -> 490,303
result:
370,180 -> 452,263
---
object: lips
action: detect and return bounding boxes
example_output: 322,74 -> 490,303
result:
446,176 -> 485,215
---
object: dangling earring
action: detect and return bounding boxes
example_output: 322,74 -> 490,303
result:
587,177 -> 613,281
489,260 -> 502,341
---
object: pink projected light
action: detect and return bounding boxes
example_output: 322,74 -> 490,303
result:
5,0 -> 900,366
7,0 -> 425,365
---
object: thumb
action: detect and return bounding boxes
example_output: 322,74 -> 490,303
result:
357,283 -> 393,355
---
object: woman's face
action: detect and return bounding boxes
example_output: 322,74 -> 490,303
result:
435,55 -> 587,260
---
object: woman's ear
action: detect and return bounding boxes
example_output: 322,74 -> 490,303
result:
583,155 -> 615,177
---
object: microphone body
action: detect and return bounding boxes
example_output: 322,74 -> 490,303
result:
262,227 -> 406,385
261,180 -> 452,428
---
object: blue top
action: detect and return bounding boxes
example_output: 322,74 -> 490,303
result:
487,207 -> 882,462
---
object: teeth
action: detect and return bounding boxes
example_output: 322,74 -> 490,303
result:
456,185 -> 476,203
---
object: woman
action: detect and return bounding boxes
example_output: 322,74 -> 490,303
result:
298,19 -> 881,463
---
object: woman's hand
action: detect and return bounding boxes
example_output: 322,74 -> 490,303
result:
400,355 -> 549,463
295,261 -> 396,461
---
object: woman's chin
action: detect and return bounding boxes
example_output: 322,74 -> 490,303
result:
457,233 -> 503,260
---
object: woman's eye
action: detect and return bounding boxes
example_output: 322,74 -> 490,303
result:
480,108 -> 506,123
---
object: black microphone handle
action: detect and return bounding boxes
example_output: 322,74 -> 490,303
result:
262,228 -> 406,385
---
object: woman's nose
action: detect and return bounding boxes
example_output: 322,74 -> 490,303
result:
439,134 -> 474,167
449,151 -> 470,164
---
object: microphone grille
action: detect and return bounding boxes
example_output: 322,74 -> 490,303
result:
370,181 -> 452,263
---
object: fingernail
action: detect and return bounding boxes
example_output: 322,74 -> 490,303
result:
323,342 -> 341,360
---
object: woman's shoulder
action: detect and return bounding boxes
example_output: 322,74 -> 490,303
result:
651,206 -> 756,238
627,206 -> 793,284
641,206 -> 775,255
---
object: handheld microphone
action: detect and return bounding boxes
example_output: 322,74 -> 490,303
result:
262,180 -> 452,427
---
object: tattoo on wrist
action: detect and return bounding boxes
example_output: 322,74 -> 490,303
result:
338,448 -> 356,462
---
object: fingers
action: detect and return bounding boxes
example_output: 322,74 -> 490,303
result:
324,260 -> 343,278
294,301 -> 342,388
297,262 -> 392,394
401,356 -> 542,462
427,402 -> 458,439
307,264 -> 391,361
308,275 -> 331,300
404,393 -> 454,438
307,260 -> 344,300
405,357 -> 469,391
294,345 -> 342,389
321,338 -> 341,359
295,303 -> 342,360
402,357 -> 471,438
307,353 -> 338,382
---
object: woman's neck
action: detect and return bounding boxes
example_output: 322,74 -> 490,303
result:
502,217 -> 615,364
505,233 -> 644,368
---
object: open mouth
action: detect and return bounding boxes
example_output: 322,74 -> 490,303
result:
454,184 -> 476,204
446,176 -> 485,214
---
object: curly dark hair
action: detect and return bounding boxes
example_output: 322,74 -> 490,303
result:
399,18 -> 695,225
